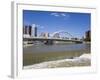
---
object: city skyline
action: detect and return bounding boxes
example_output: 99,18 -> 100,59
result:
23,10 -> 91,38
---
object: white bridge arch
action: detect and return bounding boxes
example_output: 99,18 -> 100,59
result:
51,31 -> 75,39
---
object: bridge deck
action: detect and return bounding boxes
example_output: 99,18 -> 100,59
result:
23,37 -> 83,43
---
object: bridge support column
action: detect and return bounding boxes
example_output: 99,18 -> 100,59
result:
44,40 -> 53,45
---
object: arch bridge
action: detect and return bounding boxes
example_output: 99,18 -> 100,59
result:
23,31 -> 83,45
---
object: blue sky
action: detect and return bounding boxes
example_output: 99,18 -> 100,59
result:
23,10 -> 91,38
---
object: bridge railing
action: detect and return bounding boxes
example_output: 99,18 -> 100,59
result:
23,36 -> 82,42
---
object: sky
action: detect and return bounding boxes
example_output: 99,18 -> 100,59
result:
23,10 -> 91,38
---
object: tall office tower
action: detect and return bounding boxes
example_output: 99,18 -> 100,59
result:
23,26 -> 25,34
27,26 -> 30,35
85,30 -> 91,41
24,25 -> 29,34
29,25 -> 32,36
32,24 -> 37,37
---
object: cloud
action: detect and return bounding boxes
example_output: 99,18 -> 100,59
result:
61,13 -> 66,16
51,13 -> 67,17
50,13 -> 70,19
51,13 -> 59,17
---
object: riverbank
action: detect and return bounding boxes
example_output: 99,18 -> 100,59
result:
23,53 -> 91,69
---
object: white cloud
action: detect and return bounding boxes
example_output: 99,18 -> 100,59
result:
61,13 -> 66,16
51,13 -> 59,17
50,13 -> 70,19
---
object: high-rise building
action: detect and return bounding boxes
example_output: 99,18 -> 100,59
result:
84,30 -> 91,41
23,25 -> 30,37
29,25 -> 32,36
23,26 -> 25,34
23,24 -> 38,37
24,25 -> 29,34
32,24 -> 37,37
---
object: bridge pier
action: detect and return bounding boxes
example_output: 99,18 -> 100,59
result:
44,40 -> 53,45
74,41 -> 83,44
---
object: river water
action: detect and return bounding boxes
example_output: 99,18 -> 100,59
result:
23,43 -> 90,66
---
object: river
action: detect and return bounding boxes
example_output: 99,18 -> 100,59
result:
23,43 -> 90,66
